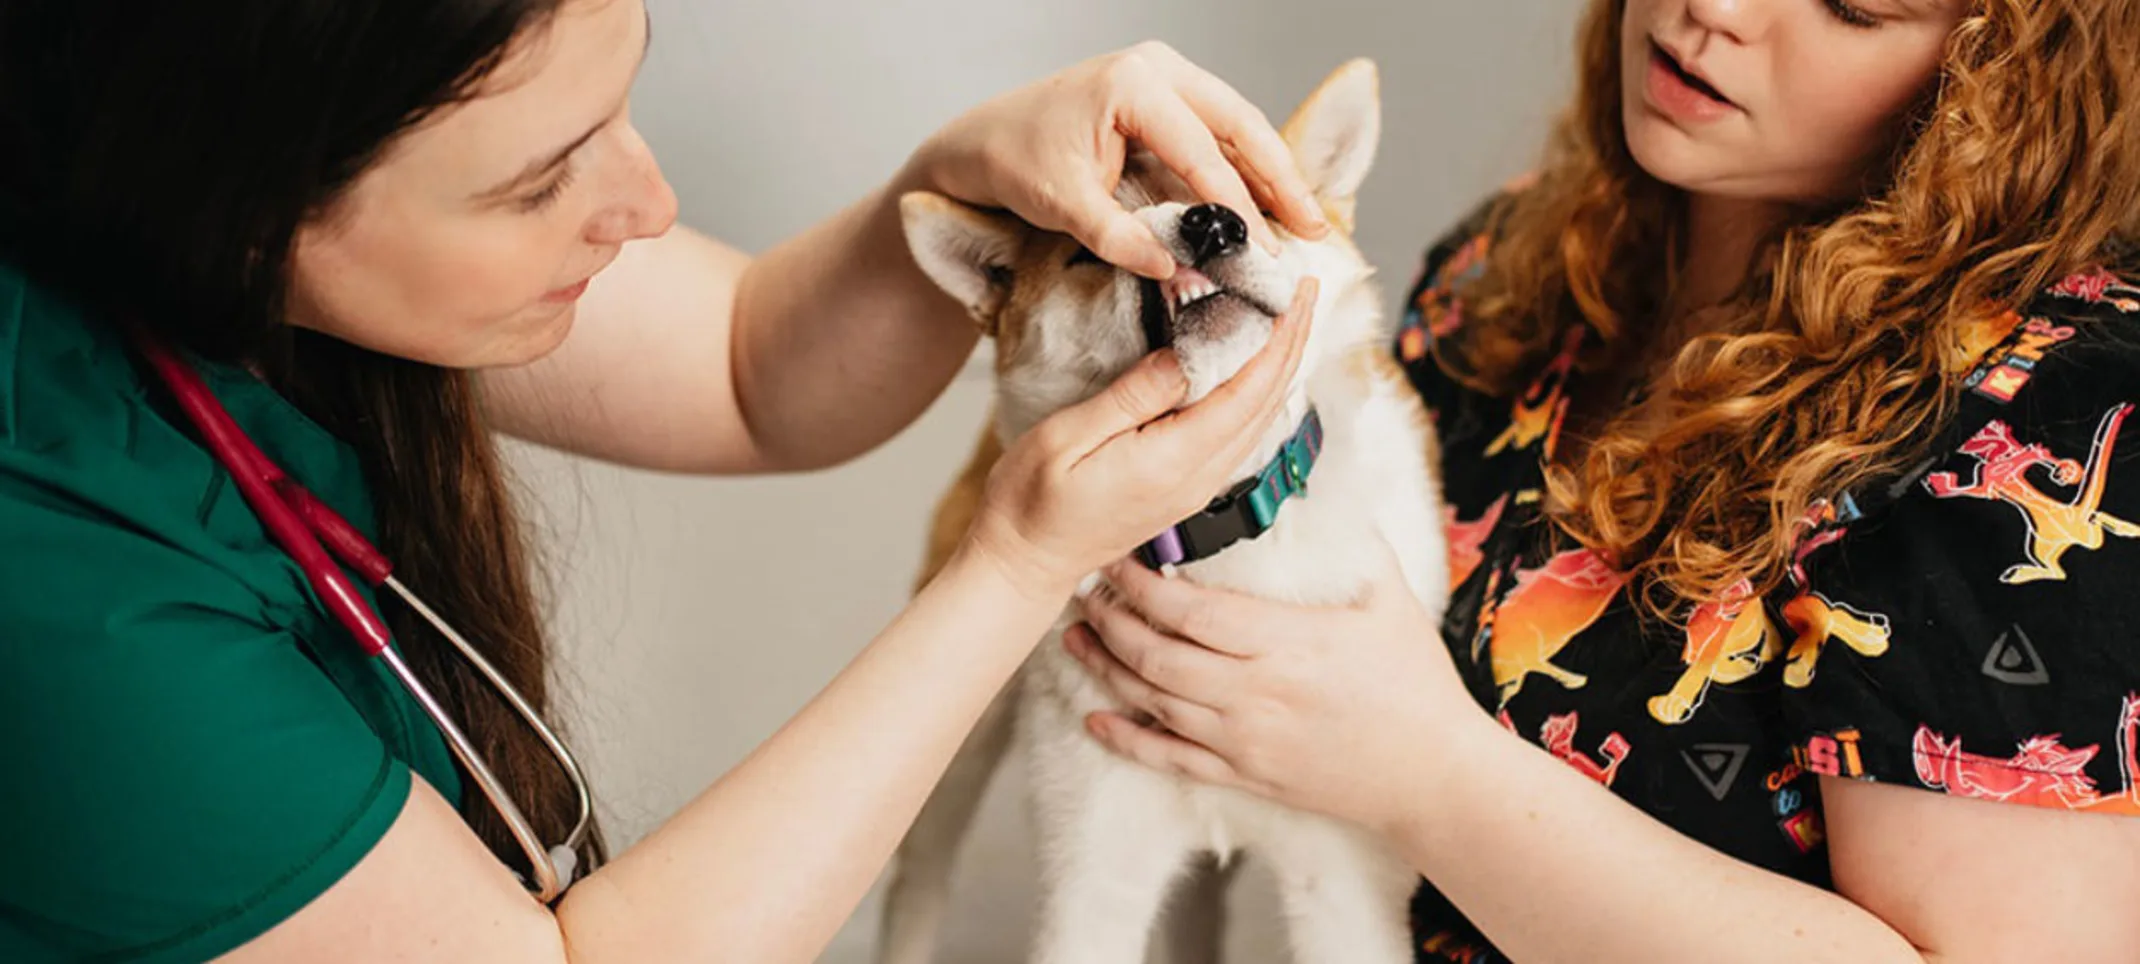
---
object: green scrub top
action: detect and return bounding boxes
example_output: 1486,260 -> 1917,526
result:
0,260 -> 464,962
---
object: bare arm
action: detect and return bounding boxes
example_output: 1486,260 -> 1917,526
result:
221,546 -> 1071,964
217,271 -> 1317,964
552,547 -> 1061,961
1363,717 -> 2140,963
478,166 -> 981,476
1069,547 -> 2140,964
480,41 -> 1326,475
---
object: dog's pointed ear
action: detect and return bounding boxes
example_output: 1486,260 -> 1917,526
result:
1280,59 -> 1382,234
900,191 -> 1027,335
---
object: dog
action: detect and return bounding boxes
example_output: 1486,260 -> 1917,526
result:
878,59 -> 1447,964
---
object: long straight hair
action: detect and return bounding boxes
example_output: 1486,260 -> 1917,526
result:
0,0 -> 602,873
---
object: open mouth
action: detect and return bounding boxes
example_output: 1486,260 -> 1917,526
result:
1651,40 -> 1734,108
1167,267 -> 1226,314
1156,265 -> 1286,332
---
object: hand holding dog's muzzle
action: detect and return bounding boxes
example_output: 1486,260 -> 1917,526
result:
909,41 -> 1329,282
959,278 -> 1319,601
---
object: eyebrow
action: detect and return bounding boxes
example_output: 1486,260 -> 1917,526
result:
477,8 -> 653,202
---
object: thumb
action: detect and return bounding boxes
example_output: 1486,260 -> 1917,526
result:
1060,178 -> 1177,280
1051,350 -> 1190,452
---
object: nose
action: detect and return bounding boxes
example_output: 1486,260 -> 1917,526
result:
1684,0 -> 1772,44
1179,203 -> 1249,264
587,126 -> 680,246
589,170 -> 677,245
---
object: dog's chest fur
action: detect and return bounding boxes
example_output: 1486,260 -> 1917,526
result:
1012,339 -> 1448,853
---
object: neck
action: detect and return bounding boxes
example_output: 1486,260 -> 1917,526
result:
1669,192 -> 1791,332
1570,193 -> 1792,445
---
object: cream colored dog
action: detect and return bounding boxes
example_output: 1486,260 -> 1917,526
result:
880,59 -> 1445,964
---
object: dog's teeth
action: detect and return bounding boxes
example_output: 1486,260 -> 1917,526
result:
1170,279 -> 1223,310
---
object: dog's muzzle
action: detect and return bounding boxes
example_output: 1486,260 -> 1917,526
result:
1141,204 -> 1251,351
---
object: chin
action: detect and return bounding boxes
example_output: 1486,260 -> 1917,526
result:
488,304 -> 579,368
1624,118 -> 1759,199
1625,112 -> 1705,186
427,304 -> 580,371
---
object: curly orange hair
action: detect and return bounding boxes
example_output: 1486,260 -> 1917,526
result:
1438,0 -> 2140,614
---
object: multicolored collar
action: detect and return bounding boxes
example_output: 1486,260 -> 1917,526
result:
1136,406 -> 1325,569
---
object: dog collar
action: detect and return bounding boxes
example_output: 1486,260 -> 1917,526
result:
1136,406 -> 1324,569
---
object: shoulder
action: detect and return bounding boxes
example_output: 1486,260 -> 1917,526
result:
1949,266 -> 2140,419
0,581 -> 417,961
0,260 -> 150,455
1395,188 -> 1514,358
0,259 -> 265,629
1389,185 -> 1523,414
0,259 -> 216,572
1780,265 -> 2140,814
0,475 -> 416,963
0,262 -> 422,962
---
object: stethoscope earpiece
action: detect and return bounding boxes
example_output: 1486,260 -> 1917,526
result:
549,844 -> 581,889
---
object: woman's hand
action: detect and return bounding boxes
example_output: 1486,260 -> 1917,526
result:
960,280 -> 1318,602
910,41 -> 1331,279
1063,534 -> 1486,836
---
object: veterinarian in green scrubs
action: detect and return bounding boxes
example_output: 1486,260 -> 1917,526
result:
0,2 -> 1327,961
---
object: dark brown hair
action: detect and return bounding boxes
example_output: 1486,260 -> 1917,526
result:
0,0 -> 602,873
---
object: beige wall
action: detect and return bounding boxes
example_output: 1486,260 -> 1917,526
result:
511,1 -> 1586,960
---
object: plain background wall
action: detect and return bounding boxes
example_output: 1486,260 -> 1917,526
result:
507,2 -> 1587,960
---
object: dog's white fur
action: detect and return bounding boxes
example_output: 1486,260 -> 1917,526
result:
881,60 -> 1446,964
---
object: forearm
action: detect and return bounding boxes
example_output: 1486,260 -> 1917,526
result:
1393,714 -> 1926,964
728,157 -> 981,472
554,547 -> 1066,963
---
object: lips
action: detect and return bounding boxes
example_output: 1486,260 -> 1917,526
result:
1646,40 -> 1741,123
542,278 -> 591,304
1652,40 -> 1734,106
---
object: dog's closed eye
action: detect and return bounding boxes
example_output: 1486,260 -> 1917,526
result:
1067,246 -> 1105,268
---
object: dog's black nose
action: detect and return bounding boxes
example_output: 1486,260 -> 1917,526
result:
1179,203 -> 1248,264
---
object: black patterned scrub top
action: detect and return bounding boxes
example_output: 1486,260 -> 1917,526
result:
1392,197 -> 2140,962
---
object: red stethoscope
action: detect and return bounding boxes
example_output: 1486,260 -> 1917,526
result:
128,324 -> 592,903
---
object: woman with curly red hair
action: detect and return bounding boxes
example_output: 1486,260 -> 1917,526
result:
1072,0 -> 2140,958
